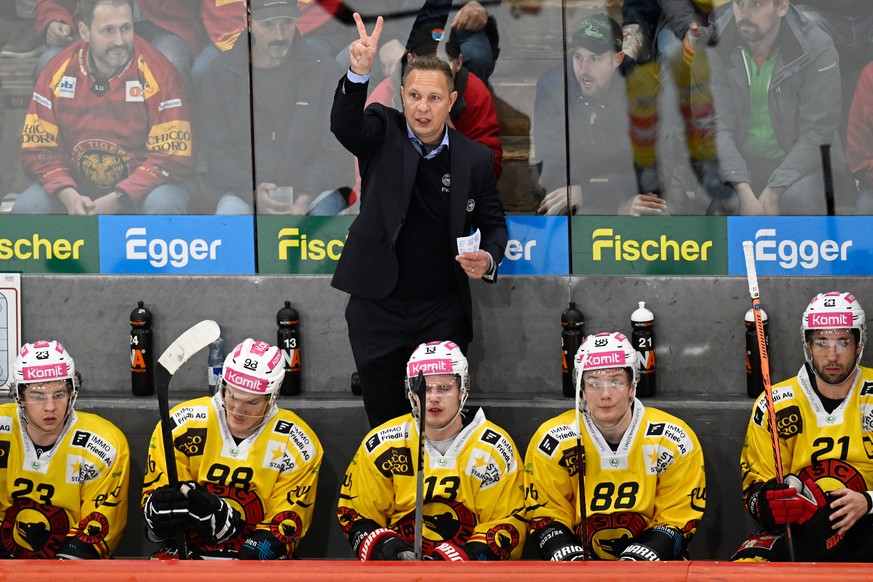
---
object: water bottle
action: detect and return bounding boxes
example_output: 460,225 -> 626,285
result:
745,308 -> 769,398
561,302 -> 584,398
207,333 -> 226,395
130,301 -> 154,396
631,301 -> 656,397
277,301 -> 301,396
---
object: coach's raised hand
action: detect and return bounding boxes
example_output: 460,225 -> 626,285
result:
349,12 -> 383,76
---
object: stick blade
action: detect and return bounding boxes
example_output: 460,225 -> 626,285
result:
157,320 -> 221,375
742,241 -> 759,299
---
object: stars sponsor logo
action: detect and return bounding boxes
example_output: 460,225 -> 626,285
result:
466,449 -> 502,488
263,439 -> 296,472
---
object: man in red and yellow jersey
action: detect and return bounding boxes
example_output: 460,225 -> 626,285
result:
17,0 -> 194,215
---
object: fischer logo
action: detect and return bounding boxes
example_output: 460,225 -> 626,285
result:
808,312 -> 852,328
587,351 -> 626,367
224,368 -> 268,393
23,363 -> 67,380
407,358 -> 452,376
753,228 -> 852,269
278,228 -> 345,261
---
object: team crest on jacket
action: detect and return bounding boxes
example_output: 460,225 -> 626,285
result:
72,139 -> 135,192
76,512 -> 110,544
486,523 -> 520,558
466,198 -> 475,212
396,498 -> 476,554
270,510 -> 303,543
585,511 -> 647,560
0,497 -> 70,558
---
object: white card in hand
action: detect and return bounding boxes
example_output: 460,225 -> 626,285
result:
457,228 -> 481,255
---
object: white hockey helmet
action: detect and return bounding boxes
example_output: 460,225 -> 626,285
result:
574,332 -> 639,393
221,338 -> 285,408
801,291 -> 866,370
405,340 -> 470,414
11,340 -> 80,419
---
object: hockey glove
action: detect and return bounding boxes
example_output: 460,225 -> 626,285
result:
748,476 -> 825,529
55,536 -> 100,560
530,519 -> 586,561
180,482 -> 241,544
357,528 -> 415,562
429,541 -> 470,561
618,526 -> 683,561
238,530 -> 291,560
144,484 -> 189,538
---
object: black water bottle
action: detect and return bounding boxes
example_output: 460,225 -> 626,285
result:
745,308 -> 769,398
561,302 -> 584,398
277,301 -> 301,396
631,301 -> 656,397
130,301 -> 154,396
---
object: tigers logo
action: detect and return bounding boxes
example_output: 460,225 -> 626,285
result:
77,512 -> 109,544
72,139 -> 134,192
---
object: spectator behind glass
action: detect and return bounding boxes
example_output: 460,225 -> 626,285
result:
535,14 -> 677,216
15,0 -> 194,214
191,0 -> 247,89
32,0 -> 202,80
705,0 -> 857,215
199,0 -> 353,215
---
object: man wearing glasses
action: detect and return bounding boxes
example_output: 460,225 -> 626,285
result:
733,292 -> 873,561
0,340 -> 130,559
337,340 -> 526,561
524,332 -> 705,561
141,338 -> 322,559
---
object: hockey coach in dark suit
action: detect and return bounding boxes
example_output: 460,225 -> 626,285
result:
331,13 -> 507,429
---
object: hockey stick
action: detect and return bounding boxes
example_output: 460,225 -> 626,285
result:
742,242 -> 796,561
820,144 -> 835,217
155,320 -> 221,559
574,353 -> 589,560
413,371 -> 426,560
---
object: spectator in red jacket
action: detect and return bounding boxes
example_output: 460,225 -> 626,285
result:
15,0 -> 194,214
33,0 -> 202,78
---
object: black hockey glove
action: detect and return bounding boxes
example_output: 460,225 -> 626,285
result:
144,484 -> 189,539
55,536 -> 100,560
238,529 -> 291,560
180,482 -> 241,544
619,526 -> 683,561
529,519 -> 586,561
357,528 -> 415,561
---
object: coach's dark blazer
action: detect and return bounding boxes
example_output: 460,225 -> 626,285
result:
330,75 -> 507,337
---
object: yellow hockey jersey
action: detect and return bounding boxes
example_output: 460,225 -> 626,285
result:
141,394 -> 322,558
742,365 -> 873,499
525,401 -> 705,560
337,408 -> 527,560
0,403 -> 130,558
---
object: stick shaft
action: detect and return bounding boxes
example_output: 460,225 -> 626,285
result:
742,241 -> 795,561
413,371 -> 426,560
574,356 -> 588,560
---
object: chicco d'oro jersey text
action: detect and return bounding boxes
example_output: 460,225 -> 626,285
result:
742,365 -> 873,500
337,408 -> 527,560
141,394 -> 322,558
21,37 -> 194,201
525,401 -> 705,560
0,404 -> 130,558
